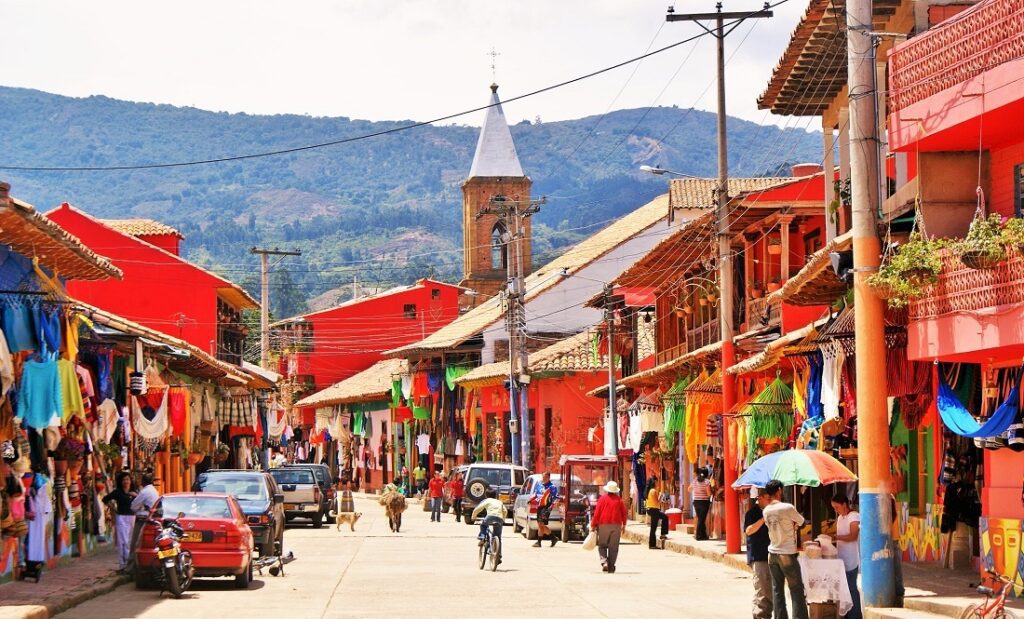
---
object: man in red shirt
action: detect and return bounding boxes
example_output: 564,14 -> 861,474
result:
449,472 -> 465,521
428,471 -> 445,522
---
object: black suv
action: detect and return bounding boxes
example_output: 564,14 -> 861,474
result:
193,469 -> 285,556
282,463 -> 335,524
460,462 -> 530,525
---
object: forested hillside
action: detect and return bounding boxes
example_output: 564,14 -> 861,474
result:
0,86 -> 821,317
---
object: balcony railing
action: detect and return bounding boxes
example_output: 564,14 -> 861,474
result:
909,249 -> 1024,320
656,342 -> 687,366
687,319 -> 720,352
889,0 -> 1024,114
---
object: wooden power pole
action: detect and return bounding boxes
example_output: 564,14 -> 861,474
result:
250,247 -> 302,369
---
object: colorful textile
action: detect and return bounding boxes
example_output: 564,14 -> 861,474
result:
937,364 -> 1019,438
2,301 -> 36,353
168,388 -> 188,437
17,358 -> 62,429
445,365 -> 471,391
427,370 -> 443,394
57,359 -> 85,422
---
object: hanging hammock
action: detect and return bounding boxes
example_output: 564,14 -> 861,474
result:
936,364 -> 1020,438
744,377 -> 795,463
662,375 -> 692,449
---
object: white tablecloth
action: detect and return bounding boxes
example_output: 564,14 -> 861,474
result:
798,556 -> 853,616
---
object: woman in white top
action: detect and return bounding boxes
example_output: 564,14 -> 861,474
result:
831,493 -> 861,619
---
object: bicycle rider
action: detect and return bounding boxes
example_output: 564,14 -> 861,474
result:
472,488 -> 507,563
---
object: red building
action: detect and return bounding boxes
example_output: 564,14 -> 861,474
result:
46,204 -> 258,364
272,279 -> 463,400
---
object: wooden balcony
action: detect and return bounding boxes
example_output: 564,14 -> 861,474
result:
889,0 -> 1024,114
687,319 -> 720,352
909,249 -> 1024,320
656,342 -> 687,366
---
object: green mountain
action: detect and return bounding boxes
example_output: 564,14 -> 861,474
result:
0,86 -> 821,317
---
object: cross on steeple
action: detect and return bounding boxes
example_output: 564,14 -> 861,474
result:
487,47 -> 501,82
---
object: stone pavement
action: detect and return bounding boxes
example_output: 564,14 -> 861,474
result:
623,518 -> 1024,618
0,544 -> 129,619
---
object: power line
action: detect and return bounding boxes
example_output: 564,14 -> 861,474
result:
0,0 -> 793,172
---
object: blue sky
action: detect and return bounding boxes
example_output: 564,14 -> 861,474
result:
3,0 -> 818,130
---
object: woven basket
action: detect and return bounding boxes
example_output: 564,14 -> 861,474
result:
867,280 -> 896,300
960,248 -> 1003,270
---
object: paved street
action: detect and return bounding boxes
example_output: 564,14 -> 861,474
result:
60,494 -> 755,618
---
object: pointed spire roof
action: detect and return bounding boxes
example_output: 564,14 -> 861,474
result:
468,84 -> 525,179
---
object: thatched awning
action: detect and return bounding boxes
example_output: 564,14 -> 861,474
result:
767,231 -> 852,307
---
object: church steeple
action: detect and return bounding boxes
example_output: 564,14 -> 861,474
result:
468,84 -> 524,179
460,83 -> 532,306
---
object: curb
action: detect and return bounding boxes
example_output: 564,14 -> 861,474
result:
45,572 -> 132,618
621,525 -> 753,574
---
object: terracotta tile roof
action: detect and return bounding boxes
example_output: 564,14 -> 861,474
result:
726,318 -> 826,375
668,177 -> 791,211
294,358 -> 408,408
385,193 -> 671,357
617,340 -> 723,389
76,300 -> 248,384
102,218 -> 184,239
48,203 -> 258,310
0,187 -> 122,281
272,279 -> 464,327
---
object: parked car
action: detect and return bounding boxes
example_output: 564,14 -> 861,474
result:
442,464 -> 470,513
282,463 -> 334,524
135,492 -> 255,589
268,467 -> 323,528
512,473 -> 565,539
460,462 -> 530,525
193,469 -> 284,557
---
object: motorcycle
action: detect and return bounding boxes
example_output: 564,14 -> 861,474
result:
150,516 -> 194,598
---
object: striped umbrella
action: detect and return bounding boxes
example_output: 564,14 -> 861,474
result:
732,449 -> 857,488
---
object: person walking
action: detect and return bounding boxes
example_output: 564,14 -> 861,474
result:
450,472 -> 465,521
126,471 -> 160,574
744,487 -> 773,619
646,476 -> 669,549
590,480 -> 627,573
690,468 -> 713,541
763,479 -> 808,619
428,471 -> 445,522
831,494 -> 862,619
413,464 -> 427,497
103,471 -> 137,573
532,472 -> 559,547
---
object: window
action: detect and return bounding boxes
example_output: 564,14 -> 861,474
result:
1016,163 -> 1024,217
431,288 -> 441,299
491,223 -> 509,270
544,407 -> 553,459
403,304 -> 417,320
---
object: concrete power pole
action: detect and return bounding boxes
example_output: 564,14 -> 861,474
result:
478,195 -> 544,467
846,0 -> 894,607
250,247 -> 302,369
666,1 -> 772,556
603,285 -> 625,456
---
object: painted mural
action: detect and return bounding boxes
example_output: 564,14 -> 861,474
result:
895,502 -> 946,563
981,517 -> 1024,597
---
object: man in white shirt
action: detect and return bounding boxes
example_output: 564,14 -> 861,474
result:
762,479 -> 808,619
126,471 -> 160,574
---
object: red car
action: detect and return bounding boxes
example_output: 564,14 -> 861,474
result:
136,492 -> 255,589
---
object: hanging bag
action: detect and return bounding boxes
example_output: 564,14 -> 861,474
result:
582,530 -> 597,551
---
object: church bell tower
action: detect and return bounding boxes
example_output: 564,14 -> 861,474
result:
459,83 -> 532,306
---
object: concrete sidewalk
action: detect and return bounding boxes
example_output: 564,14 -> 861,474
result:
623,518 -> 1024,618
0,544 -> 130,619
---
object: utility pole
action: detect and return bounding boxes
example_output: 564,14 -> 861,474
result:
666,1 -> 772,556
846,0 -> 893,607
478,194 -> 545,466
603,285 -> 625,456
250,247 -> 302,369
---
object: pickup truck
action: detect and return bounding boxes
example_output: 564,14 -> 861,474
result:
268,467 -> 323,528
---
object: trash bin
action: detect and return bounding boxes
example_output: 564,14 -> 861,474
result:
665,508 -> 683,530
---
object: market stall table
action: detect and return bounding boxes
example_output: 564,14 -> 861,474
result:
798,555 -> 853,617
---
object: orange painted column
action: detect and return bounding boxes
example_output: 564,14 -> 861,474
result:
721,340 -> 740,554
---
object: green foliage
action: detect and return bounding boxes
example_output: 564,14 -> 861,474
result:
0,87 -> 821,307
868,232 -> 947,308
955,213 -> 1008,264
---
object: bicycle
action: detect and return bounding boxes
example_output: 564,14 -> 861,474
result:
959,569 -> 1020,619
477,518 -> 502,572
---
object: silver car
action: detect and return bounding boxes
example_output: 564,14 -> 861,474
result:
512,474 -> 565,540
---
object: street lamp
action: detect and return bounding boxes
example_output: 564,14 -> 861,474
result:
639,165 -> 710,180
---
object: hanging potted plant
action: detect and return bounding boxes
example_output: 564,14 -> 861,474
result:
867,231 -> 945,308
1001,216 -> 1024,255
698,296 -> 708,307
749,281 -> 764,299
767,237 -> 783,255
673,305 -> 690,318
957,213 -> 1007,270
766,277 -> 782,293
